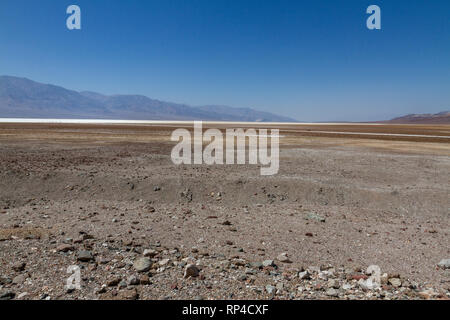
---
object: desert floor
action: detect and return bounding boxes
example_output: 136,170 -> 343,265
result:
0,122 -> 449,300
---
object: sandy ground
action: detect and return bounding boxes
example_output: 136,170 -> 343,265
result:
0,122 -> 449,300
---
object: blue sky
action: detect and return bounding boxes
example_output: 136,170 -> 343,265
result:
0,0 -> 449,121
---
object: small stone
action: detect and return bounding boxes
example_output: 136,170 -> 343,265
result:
438,259 -> 450,270
77,250 -> 94,262
327,279 -> 339,289
326,288 -> 339,297
262,260 -> 275,267
388,278 -> 402,288
133,257 -> 152,272
17,292 -> 28,299
305,212 -> 326,222
143,249 -> 157,257
298,271 -> 311,280
237,275 -> 247,281
184,264 -> 200,278
266,285 -> 275,295
0,290 -> 15,300
12,262 -> 26,272
127,275 -> 140,286
276,283 -> 284,291
117,288 -> 138,300
139,275 -> 150,285
277,253 -> 292,263
12,274 -> 26,285
418,288 -> 437,299
107,277 -> 121,287
249,262 -> 263,269
0,277 -> 12,285
158,258 -> 171,266
56,244 -> 74,252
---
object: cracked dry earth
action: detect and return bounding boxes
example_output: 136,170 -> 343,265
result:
0,127 -> 449,300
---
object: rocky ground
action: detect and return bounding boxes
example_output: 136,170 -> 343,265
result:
0,124 -> 449,300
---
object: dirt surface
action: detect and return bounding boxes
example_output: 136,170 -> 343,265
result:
0,122 -> 449,300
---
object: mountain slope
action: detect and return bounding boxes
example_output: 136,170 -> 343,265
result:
0,76 -> 296,122
386,111 -> 450,124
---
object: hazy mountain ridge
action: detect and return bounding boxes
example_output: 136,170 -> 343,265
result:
386,111 -> 450,124
0,76 -> 296,122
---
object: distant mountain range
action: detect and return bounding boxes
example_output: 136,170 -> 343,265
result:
0,76 -> 296,122
384,111 -> 450,124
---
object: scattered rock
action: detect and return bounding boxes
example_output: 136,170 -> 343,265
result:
0,290 -> 15,300
77,250 -> 94,262
127,275 -> 140,286
12,262 -> 26,272
107,277 -> 121,287
305,212 -> 326,223
116,288 -> 138,300
262,260 -> 275,267
437,259 -> 450,270
133,257 -> 152,272
388,278 -> 402,288
12,274 -> 26,285
143,249 -> 158,257
277,253 -> 292,263
56,244 -> 74,252
266,285 -> 275,295
326,288 -> 339,297
184,264 -> 200,278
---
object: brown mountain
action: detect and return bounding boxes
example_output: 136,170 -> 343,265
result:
386,111 -> 450,124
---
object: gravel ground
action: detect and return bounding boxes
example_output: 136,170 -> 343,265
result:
0,125 -> 449,300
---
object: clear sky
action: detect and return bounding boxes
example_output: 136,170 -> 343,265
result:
0,0 -> 449,121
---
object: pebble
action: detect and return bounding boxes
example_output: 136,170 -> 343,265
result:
305,212 -> 326,223
266,285 -> 275,295
127,275 -> 140,286
143,249 -> 158,257
12,262 -> 26,272
12,274 -> 26,285
388,278 -> 402,288
438,259 -> 450,270
184,264 -> 200,278
56,244 -> 74,252
277,253 -> 292,263
77,250 -> 94,262
0,290 -> 15,300
326,288 -> 339,297
262,260 -> 275,267
133,257 -> 152,272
